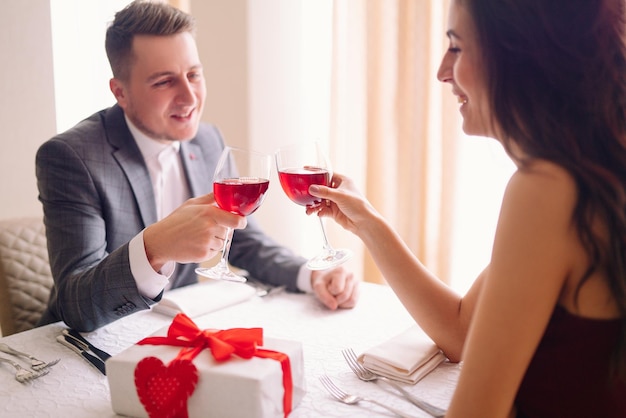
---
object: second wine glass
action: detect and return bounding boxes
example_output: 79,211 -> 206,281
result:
195,146 -> 271,282
275,142 -> 352,270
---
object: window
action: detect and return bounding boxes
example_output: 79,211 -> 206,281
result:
50,0 -> 132,133
450,136 -> 516,293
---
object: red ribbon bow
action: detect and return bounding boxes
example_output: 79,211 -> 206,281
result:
137,313 -> 293,417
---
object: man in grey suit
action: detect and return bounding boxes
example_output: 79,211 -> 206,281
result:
35,0 -> 359,332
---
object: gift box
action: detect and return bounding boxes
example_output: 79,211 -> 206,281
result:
107,314 -> 306,418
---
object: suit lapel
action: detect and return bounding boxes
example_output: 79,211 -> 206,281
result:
104,106 -> 158,227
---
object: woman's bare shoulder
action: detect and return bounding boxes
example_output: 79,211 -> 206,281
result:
505,160 -> 577,208
496,159 -> 579,266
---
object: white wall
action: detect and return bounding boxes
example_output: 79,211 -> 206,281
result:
0,1 -> 130,220
50,0 -> 132,133
0,1 -> 56,219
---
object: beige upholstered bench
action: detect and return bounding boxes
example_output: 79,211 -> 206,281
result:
0,217 -> 53,336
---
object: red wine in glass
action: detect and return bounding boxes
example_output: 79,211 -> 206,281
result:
214,178 -> 270,216
275,142 -> 352,270
195,147 -> 272,282
278,167 -> 330,206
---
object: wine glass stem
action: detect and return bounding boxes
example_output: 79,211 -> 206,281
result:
216,227 -> 233,272
317,217 -> 336,255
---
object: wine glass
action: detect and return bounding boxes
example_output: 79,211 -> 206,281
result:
195,146 -> 272,282
275,141 -> 352,270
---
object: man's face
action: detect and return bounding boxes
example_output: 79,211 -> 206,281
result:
110,32 -> 206,142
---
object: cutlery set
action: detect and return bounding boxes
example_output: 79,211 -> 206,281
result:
0,343 -> 59,383
56,329 -> 111,375
0,329 -> 110,383
319,373 -> 416,418
320,347 -> 446,417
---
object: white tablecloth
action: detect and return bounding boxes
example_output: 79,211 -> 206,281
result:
0,282 -> 459,417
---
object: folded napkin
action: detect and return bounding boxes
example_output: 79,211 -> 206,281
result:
152,280 -> 257,318
358,325 -> 447,384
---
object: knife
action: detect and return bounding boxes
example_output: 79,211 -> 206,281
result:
63,329 -> 111,361
56,335 -> 107,375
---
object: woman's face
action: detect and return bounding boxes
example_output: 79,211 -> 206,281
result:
437,0 -> 496,138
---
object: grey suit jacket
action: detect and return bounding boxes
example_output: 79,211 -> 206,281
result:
36,105 -> 305,331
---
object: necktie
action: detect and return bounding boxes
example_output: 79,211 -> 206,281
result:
156,145 -> 188,220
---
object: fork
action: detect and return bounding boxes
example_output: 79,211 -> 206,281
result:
342,348 -> 446,417
0,343 -> 60,370
0,355 -> 50,383
319,374 -> 415,418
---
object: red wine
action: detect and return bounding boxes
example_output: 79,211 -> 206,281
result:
213,178 -> 270,215
278,167 -> 330,206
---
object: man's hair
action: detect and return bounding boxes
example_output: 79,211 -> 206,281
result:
105,0 -> 196,81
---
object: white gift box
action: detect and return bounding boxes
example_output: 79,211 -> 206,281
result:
107,329 -> 305,418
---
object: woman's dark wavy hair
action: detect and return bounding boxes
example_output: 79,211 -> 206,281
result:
460,0 -> 626,376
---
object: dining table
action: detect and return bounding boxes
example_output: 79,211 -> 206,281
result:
0,281 -> 460,417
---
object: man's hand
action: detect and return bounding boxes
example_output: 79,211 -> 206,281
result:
311,266 -> 360,310
143,194 -> 246,272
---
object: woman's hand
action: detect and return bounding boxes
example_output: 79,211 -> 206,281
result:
307,173 -> 379,235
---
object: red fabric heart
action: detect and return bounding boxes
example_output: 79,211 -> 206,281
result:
134,356 -> 199,418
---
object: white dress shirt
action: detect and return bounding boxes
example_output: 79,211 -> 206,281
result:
126,116 -> 189,298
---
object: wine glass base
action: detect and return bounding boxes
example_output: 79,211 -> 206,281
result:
306,248 -> 353,271
195,267 -> 247,283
